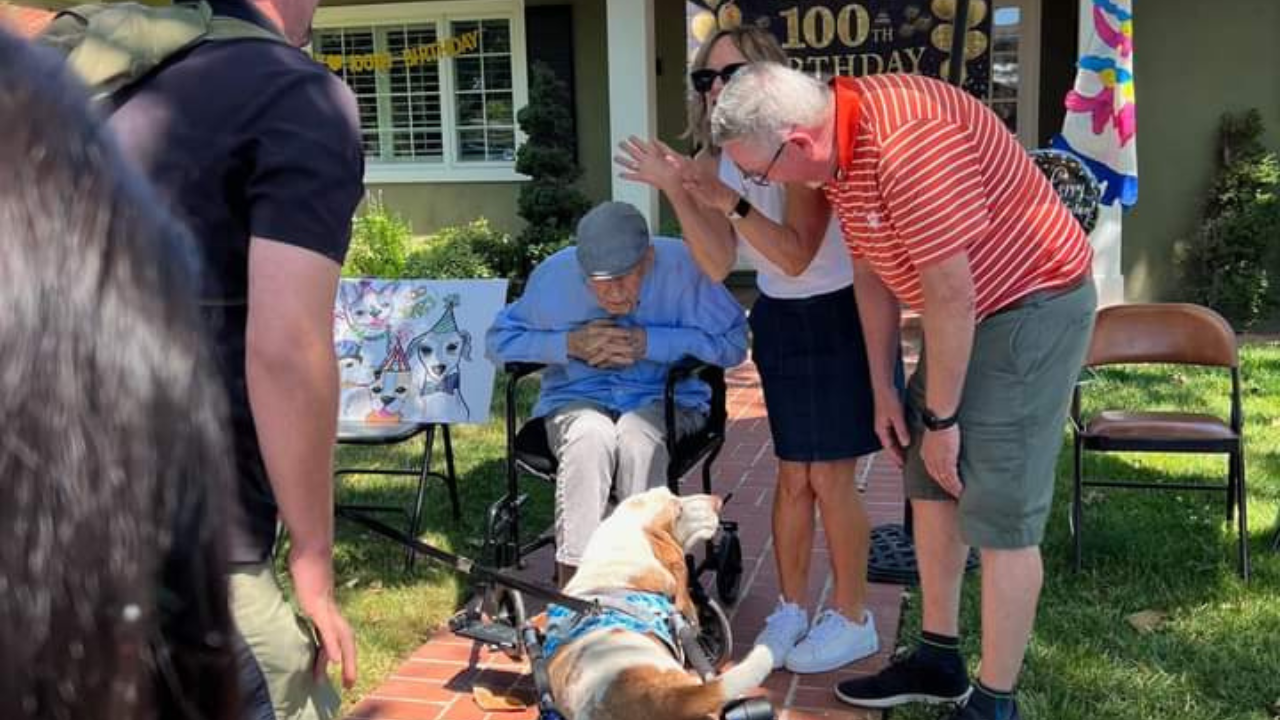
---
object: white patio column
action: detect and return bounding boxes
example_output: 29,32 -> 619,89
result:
605,0 -> 660,227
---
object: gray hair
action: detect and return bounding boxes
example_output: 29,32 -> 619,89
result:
710,61 -> 831,147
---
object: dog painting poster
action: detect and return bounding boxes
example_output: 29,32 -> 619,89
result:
333,278 -> 508,425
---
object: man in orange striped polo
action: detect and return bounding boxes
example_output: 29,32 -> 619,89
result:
712,62 -> 1096,720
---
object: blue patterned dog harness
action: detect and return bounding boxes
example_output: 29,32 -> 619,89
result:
541,591 -> 681,661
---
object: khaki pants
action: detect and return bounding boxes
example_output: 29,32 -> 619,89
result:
545,401 -> 707,565
231,563 -> 340,720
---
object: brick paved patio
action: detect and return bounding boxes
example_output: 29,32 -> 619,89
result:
347,362 -> 907,720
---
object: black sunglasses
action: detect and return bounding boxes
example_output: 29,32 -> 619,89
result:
690,62 -> 746,94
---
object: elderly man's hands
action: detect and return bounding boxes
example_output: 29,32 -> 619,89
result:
567,320 -> 647,368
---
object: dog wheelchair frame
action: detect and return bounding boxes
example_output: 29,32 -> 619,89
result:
337,508 -> 774,720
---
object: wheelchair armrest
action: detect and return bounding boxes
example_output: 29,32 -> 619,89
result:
663,357 -> 728,457
505,361 -> 547,381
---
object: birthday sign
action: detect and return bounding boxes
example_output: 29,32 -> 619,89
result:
688,0 -> 992,99
313,28 -> 480,74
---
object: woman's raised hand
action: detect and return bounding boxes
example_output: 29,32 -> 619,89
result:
615,136 -> 684,194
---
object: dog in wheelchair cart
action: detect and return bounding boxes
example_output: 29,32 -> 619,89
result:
449,487 -> 774,720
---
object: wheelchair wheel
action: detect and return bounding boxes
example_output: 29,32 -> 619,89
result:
695,596 -> 733,669
714,533 -> 743,605
486,586 -> 527,660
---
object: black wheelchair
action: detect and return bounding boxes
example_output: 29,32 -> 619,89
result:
337,357 -> 767,720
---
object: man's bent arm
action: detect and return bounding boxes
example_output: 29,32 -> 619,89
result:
852,258 -> 902,400
917,251 -> 976,417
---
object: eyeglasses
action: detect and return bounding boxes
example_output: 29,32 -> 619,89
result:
742,139 -> 790,187
690,62 -> 746,93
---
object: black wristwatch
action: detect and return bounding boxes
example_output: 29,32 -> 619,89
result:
921,407 -> 960,431
726,195 -> 753,221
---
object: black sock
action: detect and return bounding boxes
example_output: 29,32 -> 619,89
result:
966,681 -> 1016,720
916,631 -> 962,665
920,631 -> 959,650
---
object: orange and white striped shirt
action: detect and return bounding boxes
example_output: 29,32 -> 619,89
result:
822,74 -> 1092,319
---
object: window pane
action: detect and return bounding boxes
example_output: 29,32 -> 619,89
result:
456,93 -> 486,126
313,27 -> 383,158
451,18 -> 516,163
481,20 -> 510,54
458,129 -> 487,160
487,129 -> 515,161
483,61 -> 512,91
456,57 -> 483,92
381,23 -> 445,162
485,92 -> 514,124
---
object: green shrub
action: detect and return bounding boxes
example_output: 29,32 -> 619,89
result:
343,193 -> 414,278
512,62 -> 591,288
1176,109 -> 1280,329
404,219 -> 504,279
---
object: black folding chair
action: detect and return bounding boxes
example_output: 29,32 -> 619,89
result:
484,357 -> 744,603
334,420 -> 460,572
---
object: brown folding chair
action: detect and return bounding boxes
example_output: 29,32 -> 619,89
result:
1070,303 -> 1249,579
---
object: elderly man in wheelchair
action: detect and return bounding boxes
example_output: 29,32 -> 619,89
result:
486,201 -> 748,588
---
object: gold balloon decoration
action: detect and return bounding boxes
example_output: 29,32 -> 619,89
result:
690,10 -> 717,42
964,29 -> 988,59
930,23 -> 953,52
931,0 -> 987,27
716,2 -> 741,30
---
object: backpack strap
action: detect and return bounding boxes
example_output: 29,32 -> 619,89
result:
37,1 -> 287,104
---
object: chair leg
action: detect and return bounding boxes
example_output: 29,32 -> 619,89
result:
1234,450 -> 1250,581
1226,453 -> 1237,522
1072,439 -> 1084,573
403,427 -> 436,573
442,424 -> 461,522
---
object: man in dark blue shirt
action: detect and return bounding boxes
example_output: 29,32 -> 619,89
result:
108,0 -> 365,716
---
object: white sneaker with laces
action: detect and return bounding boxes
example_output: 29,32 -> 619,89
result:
785,608 -> 879,674
753,598 -> 809,670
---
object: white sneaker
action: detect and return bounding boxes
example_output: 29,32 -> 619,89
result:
753,598 -> 809,669
785,608 -> 879,674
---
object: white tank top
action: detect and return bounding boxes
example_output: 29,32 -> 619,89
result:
718,154 -> 854,299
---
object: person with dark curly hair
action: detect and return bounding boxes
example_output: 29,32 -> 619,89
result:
0,30 -> 238,720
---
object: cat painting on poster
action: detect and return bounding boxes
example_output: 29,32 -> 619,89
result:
333,279 -> 507,425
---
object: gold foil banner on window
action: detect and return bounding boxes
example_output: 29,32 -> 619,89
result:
313,28 -> 480,74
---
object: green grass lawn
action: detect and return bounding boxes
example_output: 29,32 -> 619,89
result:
319,344 -> 1280,719
896,341 -> 1280,720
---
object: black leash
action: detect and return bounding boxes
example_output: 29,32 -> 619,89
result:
336,506 -> 599,615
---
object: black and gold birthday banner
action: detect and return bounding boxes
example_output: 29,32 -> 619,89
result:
688,0 -> 992,98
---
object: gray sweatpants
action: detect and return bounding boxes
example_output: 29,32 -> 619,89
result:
545,400 -> 707,565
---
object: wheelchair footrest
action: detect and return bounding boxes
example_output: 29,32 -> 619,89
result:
449,611 -> 521,652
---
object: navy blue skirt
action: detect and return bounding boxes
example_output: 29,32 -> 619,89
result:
749,285 -> 894,462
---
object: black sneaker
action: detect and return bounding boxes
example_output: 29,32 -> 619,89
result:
944,699 -> 1022,720
833,647 -> 972,709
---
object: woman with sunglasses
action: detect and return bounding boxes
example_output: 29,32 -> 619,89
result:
616,27 -> 898,676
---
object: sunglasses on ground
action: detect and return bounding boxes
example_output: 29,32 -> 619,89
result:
690,62 -> 746,93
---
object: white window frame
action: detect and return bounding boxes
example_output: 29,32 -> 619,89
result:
313,0 -> 529,184
990,0 -> 1041,148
